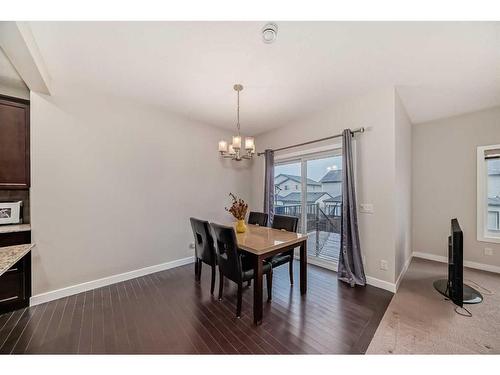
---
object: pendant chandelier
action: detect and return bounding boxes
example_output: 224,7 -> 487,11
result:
218,84 -> 255,161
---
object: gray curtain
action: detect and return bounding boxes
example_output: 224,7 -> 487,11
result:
338,129 -> 366,287
263,149 -> 275,225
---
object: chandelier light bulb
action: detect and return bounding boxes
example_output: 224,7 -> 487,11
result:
245,137 -> 255,150
232,135 -> 242,150
218,140 -> 228,153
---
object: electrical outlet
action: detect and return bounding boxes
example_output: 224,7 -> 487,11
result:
359,203 -> 374,214
380,260 -> 389,271
189,242 -> 195,249
484,247 -> 493,256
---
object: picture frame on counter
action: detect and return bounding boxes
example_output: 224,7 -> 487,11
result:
0,201 -> 22,225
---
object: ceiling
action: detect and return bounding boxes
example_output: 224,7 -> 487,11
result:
0,47 -> 27,93
28,22 -> 500,134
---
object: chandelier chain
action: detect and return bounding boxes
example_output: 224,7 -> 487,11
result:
236,88 -> 240,135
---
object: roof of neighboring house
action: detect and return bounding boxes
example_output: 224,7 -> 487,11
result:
324,194 -> 342,203
277,192 -> 332,203
319,170 -> 342,183
489,196 -> 500,206
275,174 -> 321,186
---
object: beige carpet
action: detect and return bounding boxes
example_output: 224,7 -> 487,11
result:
367,257 -> 500,354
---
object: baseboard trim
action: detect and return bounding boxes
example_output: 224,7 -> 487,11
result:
412,251 -> 500,274
412,251 -> 447,263
30,256 -> 195,306
395,254 -> 413,291
294,255 -> 396,293
365,276 -> 396,293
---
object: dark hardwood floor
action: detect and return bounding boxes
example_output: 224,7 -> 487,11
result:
0,261 -> 393,354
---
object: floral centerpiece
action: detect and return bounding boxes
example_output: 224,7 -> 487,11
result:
226,193 -> 249,233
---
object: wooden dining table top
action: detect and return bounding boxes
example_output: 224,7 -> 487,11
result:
232,223 -> 307,256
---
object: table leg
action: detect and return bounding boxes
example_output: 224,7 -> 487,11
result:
253,255 -> 263,325
300,240 -> 307,295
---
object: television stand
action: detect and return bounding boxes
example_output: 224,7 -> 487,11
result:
433,279 -> 483,304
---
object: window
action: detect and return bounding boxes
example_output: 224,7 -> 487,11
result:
477,145 -> 500,243
489,211 -> 499,231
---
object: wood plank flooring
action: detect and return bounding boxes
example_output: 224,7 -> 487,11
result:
0,261 -> 393,354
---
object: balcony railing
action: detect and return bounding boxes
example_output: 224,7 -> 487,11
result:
274,203 -> 341,262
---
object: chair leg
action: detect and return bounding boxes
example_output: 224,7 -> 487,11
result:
194,258 -> 199,280
236,283 -> 242,318
289,257 -> 294,285
210,264 -> 216,295
247,280 -> 252,287
197,260 -> 203,282
218,270 -> 224,301
266,270 -> 273,301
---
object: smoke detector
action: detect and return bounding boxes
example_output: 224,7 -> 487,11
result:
262,23 -> 278,44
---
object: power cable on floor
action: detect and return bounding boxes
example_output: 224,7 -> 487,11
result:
454,305 -> 472,317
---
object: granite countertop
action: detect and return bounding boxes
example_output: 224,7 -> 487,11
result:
0,224 -> 31,234
0,243 -> 35,277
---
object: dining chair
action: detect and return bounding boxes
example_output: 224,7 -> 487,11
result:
210,222 -> 273,318
269,214 -> 299,285
244,211 -> 269,287
189,217 -> 217,294
247,211 -> 268,227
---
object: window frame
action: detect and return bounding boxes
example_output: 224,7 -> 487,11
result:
477,144 -> 500,244
273,143 -> 349,271
488,210 -> 499,231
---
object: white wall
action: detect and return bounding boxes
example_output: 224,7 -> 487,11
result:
0,83 -> 29,100
394,91 -> 413,281
413,106 -> 500,268
252,88 -> 399,286
30,85 -> 252,296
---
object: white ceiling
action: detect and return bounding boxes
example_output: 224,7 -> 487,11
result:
0,47 -> 27,92
28,22 -> 500,134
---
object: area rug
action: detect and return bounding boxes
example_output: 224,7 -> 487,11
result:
366,257 -> 500,354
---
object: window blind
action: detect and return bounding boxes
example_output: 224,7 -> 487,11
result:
484,148 -> 500,160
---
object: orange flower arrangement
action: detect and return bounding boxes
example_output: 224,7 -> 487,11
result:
225,193 -> 248,220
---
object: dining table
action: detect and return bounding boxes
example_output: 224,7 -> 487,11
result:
233,223 -> 308,325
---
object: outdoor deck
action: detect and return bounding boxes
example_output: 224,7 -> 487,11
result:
307,231 -> 340,263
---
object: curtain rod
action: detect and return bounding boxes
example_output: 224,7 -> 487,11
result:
256,127 -> 365,156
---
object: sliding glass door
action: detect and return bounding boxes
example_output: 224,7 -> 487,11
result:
274,149 -> 342,268
274,161 -> 303,231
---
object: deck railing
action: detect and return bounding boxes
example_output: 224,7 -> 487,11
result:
274,204 -> 341,258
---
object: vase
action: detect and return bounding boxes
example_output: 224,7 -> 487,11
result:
236,219 -> 247,233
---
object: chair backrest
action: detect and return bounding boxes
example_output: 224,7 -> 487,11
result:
248,211 -> 268,227
189,217 -> 216,265
210,223 -> 242,283
272,214 -> 299,233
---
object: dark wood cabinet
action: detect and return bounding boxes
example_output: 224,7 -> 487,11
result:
0,95 -> 30,189
0,231 -> 32,314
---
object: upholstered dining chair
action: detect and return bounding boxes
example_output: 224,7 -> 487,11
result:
269,214 -> 299,285
210,222 -> 273,318
240,211 -> 267,287
189,217 -> 217,294
247,211 -> 268,227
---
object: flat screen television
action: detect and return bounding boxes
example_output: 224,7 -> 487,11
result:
433,218 -> 483,306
